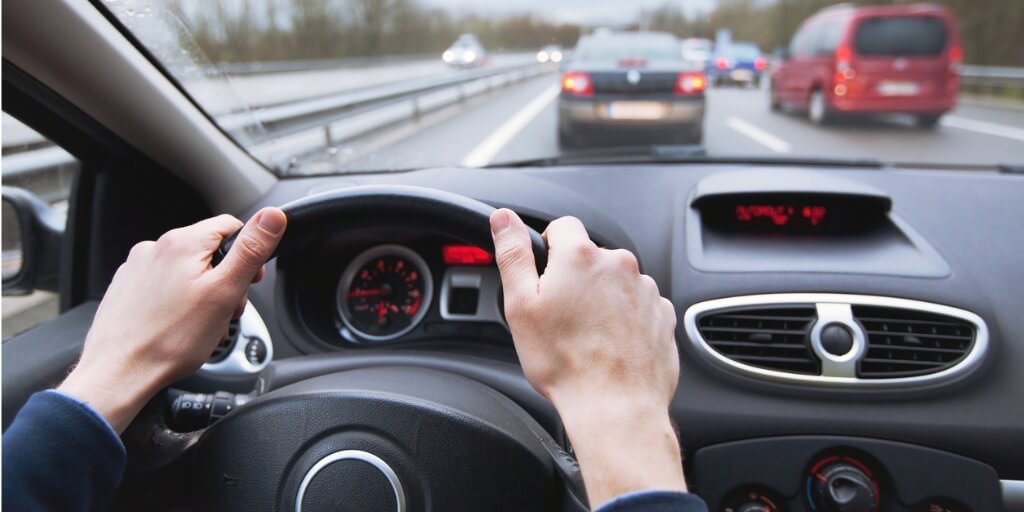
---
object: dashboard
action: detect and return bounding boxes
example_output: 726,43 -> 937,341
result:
216,163 -> 1022,511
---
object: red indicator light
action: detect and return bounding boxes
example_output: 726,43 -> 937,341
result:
443,245 -> 494,265
754,57 -> 767,71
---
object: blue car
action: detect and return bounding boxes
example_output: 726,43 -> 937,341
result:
707,42 -> 767,87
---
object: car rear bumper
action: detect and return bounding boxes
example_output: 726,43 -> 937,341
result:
558,95 -> 705,126
831,95 -> 955,114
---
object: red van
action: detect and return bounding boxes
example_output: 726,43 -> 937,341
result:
769,3 -> 961,128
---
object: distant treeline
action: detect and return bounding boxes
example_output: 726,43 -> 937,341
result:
639,0 -> 1024,67
178,0 -> 1022,67
174,0 -> 580,63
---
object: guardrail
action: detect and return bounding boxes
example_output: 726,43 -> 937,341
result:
2,61 -> 551,193
960,65 -> 1024,88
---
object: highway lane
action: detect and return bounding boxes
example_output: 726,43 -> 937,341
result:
342,74 -> 1024,170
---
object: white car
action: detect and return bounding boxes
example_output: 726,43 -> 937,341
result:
536,45 -> 564,64
442,34 -> 486,68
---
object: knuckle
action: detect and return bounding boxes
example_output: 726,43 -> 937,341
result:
128,240 -> 155,258
612,249 -> 640,273
496,242 -> 527,270
235,234 -> 268,266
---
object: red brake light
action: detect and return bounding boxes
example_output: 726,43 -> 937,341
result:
949,45 -> 964,62
561,71 -> 594,97
835,45 -> 852,72
675,72 -> 706,95
754,57 -> 767,71
715,57 -> 729,69
442,245 -> 494,265
949,45 -> 963,73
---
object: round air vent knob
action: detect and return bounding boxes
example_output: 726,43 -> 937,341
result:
820,324 -> 854,356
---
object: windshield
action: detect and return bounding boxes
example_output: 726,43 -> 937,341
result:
723,43 -> 761,59
102,1 -> 1024,174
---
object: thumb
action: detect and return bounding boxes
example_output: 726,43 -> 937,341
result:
216,207 -> 287,287
491,209 -> 539,310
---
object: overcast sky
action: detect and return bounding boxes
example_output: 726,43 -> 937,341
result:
420,0 -> 719,24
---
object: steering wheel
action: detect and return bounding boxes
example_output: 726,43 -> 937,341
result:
126,186 -> 587,511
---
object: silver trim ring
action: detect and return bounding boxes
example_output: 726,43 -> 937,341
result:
295,450 -> 406,512
336,244 -> 433,342
683,293 -> 989,388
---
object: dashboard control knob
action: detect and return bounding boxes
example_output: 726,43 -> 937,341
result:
810,460 -> 879,512
735,502 -> 774,512
820,323 -> 854,356
721,489 -> 780,512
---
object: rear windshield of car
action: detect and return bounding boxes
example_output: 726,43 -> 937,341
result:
577,37 -> 680,62
854,16 -> 948,57
725,44 -> 761,59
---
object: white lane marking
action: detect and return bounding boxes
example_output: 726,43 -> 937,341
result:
726,117 -> 792,153
941,115 -> 1024,143
461,84 -> 561,167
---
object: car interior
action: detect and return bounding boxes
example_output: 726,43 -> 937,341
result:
2,1 -> 1022,512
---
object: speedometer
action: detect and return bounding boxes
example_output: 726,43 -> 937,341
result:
337,245 -> 433,341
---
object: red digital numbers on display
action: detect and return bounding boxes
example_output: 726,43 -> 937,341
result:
735,204 -> 827,227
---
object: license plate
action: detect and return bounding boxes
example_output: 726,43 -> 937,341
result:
606,101 -> 667,120
730,69 -> 753,81
877,81 -> 920,96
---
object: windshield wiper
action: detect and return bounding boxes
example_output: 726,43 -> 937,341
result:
491,145 -> 885,169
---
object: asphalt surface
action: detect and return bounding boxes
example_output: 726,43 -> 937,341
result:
340,74 -> 1024,170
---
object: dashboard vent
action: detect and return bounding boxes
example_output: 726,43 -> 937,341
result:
209,319 -> 240,363
697,306 -> 819,375
854,306 -> 975,378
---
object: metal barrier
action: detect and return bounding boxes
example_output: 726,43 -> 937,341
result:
960,66 -> 1024,88
2,61 -> 551,184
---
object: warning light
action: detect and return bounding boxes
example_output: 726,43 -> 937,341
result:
442,245 -> 494,265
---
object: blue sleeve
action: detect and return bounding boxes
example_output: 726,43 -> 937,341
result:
2,390 -> 127,511
595,490 -> 709,512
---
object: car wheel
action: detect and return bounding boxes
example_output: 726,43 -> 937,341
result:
916,114 -> 942,129
769,82 -> 782,112
808,89 -> 830,125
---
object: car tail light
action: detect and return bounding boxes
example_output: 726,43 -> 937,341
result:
675,72 -> 706,95
715,57 -> 730,69
562,71 -> 594,97
949,45 -> 963,73
754,57 -> 767,71
835,45 -> 852,72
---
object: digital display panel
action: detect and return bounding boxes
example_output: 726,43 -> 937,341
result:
696,193 -> 889,235
735,204 -> 828,227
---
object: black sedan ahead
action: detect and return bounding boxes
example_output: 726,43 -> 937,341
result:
558,31 -> 706,148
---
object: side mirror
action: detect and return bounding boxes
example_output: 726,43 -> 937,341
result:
773,47 -> 790,62
2,187 -> 64,296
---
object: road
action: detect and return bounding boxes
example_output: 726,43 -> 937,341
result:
340,74 -> 1024,170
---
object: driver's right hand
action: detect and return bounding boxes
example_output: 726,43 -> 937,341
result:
489,208 -> 687,508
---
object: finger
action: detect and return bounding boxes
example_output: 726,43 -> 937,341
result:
252,265 -> 266,284
491,209 -> 540,306
215,207 -> 287,288
179,214 -> 245,255
232,295 -> 248,319
543,216 -> 595,262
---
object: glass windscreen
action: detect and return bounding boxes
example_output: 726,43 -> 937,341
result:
98,1 -> 1023,174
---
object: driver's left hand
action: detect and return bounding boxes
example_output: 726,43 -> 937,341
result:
58,208 -> 287,434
